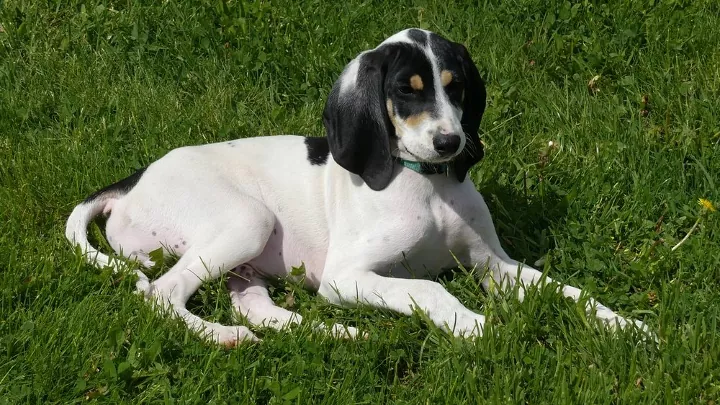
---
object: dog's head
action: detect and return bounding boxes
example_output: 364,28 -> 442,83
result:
323,28 -> 486,191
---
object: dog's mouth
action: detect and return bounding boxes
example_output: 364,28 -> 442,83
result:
405,148 -> 460,164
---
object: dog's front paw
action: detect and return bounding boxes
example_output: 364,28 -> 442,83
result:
596,308 -> 657,343
619,318 -> 657,343
630,319 -> 656,340
447,313 -> 485,338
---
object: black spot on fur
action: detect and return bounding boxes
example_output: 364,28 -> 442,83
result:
304,136 -> 330,165
182,241 -> 187,245
174,244 -> 179,249
278,251 -> 282,256
427,32 -> 457,65
407,29 -> 428,46
273,228 -> 277,235
83,167 -> 147,203
152,231 -> 157,236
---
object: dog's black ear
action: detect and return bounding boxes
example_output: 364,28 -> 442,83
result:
323,48 -> 394,191
452,43 -> 486,183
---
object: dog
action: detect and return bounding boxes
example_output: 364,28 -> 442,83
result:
66,28 -> 648,346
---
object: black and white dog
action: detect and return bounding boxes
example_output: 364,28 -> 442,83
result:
66,28 -> 647,346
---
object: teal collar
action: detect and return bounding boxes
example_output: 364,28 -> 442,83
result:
395,158 -> 448,175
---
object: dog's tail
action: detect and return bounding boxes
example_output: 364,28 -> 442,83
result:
65,168 -> 150,292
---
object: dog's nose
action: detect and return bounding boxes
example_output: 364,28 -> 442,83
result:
433,134 -> 462,156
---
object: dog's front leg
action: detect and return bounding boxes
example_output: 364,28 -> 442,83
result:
319,264 -> 485,337
464,194 -> 650,335
474,253 -> 649,332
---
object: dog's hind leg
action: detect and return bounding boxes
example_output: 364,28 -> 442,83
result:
228,266 -> 362,339
145,196 -> 276,347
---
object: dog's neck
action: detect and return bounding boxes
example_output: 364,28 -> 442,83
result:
394,157 -> 448,175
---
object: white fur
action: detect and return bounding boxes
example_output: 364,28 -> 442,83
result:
338,57 -> 362,95
379,29 -> 415,46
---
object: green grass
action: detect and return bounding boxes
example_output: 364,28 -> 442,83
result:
1,0 -> 719,403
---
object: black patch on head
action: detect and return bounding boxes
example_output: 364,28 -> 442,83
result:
385,43 -> 439,121
83,167 -> 147,203
407,29 -> 428,46
425,33 -> 465,108
428,33 -> 456,61
304,136 -> 330,165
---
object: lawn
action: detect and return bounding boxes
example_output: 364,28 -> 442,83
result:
1,0 -> 719,403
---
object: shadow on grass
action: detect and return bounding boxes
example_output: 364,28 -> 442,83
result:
479,177 -> 570,264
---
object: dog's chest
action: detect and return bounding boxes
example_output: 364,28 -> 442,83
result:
388,195 -> 476,275
343,178 -> 480,278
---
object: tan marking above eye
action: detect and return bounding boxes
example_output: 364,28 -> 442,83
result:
404,112 -> 430,129
410,74 -> 424,91
440,70 -> 453,87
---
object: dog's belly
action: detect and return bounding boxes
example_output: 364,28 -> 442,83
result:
247,220 -> 328,289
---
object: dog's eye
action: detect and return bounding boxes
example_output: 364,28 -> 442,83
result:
446,80 -> 464,93
397,85 -> 416,95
